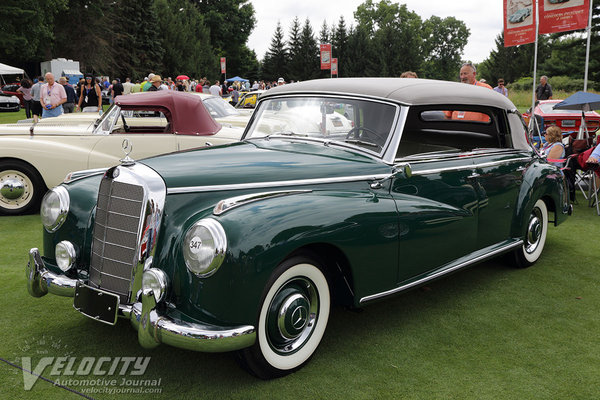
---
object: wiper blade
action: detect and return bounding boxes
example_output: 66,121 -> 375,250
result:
344,139 -> 380,148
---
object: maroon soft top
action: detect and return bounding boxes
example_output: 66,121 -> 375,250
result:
114,91 -> 221,136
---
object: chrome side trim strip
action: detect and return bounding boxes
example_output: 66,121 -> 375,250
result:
411,157 -> 531,176
168,174 -> 389,194
63,168 -> 108,184
359,240 -> 524,304
214,190 -> 312,216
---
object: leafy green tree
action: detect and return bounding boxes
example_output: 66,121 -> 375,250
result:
191,0 -> 256,76
0,0 -> 67,65
479,33 -> 550,85
52,0 -> 113,76
354,0 -> 424,76
421,16 -> 469,80
154,0 -> 213,79
262,22 -> 288,81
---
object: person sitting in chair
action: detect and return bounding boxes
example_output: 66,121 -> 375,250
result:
542,125 -> 565,167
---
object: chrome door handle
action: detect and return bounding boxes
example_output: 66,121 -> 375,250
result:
516,166 -> 527,172
467,173 -> 480,180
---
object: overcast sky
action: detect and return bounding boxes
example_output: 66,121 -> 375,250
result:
247,0 -> 504,65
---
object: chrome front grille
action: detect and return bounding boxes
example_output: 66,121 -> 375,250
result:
90,179 -> 144,302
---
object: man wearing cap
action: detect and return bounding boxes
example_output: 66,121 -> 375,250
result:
40,72 -> 67,118
143,74 -> 155,92
277,77 -> 285,86
148,75 -> 162,91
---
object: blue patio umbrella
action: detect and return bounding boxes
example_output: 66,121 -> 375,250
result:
553,91 -> 600,139
226,76 -> 249,83
553,91 -> 600,112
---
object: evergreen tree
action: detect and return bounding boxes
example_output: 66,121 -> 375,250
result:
262,22 -> 288,81
295,19 -> 320,81
287,17 -> 303,81
332,17 -> 349,77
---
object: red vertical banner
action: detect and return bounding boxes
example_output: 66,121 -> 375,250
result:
320,44 -> 332,70
504,0 -> 536,47
539,0 -> 589,34
331,58 -> 338,76
220,57 -> 226,74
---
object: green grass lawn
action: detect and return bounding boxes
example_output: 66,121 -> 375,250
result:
1,196 -> 599,399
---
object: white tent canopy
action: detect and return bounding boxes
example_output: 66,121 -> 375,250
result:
0,62 -> 25,75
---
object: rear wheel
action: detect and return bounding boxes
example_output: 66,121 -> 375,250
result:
239,254 -> 330,379
513,199 -> 548,268
0,161 -> 45,215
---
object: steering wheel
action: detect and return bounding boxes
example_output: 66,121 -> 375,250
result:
121,114 -> 130,133
346,126 -> 385,143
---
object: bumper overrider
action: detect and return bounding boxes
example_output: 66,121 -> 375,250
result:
26,248 -> 256,353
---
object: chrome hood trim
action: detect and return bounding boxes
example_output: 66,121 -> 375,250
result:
213,190 -> 313,216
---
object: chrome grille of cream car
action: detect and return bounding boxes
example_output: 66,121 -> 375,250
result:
89,178 -> 144,302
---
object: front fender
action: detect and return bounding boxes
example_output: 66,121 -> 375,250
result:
167,189 -> 399,326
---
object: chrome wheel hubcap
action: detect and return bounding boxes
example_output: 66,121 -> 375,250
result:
267,277 -> 318,354
0,170 -> 33,209
525,208 -> 542,254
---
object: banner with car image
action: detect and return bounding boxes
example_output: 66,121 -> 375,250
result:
504,0 -> 536,47
538,0 -> 590,34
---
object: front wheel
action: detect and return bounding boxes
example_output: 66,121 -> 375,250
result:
0,161 -> 45,215
239,255 -> 330,379
512,199 -> 548,268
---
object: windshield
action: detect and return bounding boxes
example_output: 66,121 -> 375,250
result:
93,104 -> 120,134
203,97 -> 240,118
539,103 -> 585,114
245,96 -> 398,154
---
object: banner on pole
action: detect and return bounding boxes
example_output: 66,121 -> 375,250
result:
504,0 -> 536,47
320,44 -> 332,70
220,57 -> 226,74
539,0 -> 589,34
331,58 -> 338,76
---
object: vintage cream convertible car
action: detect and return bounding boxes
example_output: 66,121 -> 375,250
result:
0,91 -> 244,215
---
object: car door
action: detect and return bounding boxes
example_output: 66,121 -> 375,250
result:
391,155 -> 479,283
470,150 -> 531,249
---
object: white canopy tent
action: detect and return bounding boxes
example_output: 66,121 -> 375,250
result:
0,62 -> 26,85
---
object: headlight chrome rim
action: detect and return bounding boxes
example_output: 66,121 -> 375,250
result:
41,186 -> 70,233
55,241 -> 77,272
183,218 -> 227,278
142,268 -> 169,303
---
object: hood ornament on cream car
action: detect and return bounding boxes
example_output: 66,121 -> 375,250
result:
120,138 -> 135,166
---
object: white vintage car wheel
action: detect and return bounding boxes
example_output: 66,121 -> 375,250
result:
240,257 -> 330,378
0,162 -> 44,215
514,199 -> 548,267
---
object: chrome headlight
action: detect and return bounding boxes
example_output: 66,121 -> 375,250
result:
55,241 -> 77,272
183,218 -> 227,277
142,268 -> 169,303
41,186 -> 70,232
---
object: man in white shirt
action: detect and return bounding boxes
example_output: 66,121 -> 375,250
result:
209,81 -> 222,96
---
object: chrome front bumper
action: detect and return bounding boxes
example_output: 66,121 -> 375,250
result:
26,248 -> 256,353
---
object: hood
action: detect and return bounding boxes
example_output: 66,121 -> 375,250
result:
0,121 -> 95,136
140,139 -> 390,190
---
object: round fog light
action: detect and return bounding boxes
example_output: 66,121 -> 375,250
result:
142,269 -> 168,303
55,241 -> 77,272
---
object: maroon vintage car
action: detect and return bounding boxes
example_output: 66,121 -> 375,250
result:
523,99 -> 600,135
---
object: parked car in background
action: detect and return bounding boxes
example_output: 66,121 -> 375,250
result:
0,84 -> 24,107
26,78 -> 570,379
0,91 -> 244,215
523,99 -> 600,137
0,94 -> 20,112
235,89 -> 266,109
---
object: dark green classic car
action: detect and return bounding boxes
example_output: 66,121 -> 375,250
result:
26,78 -> 571,378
